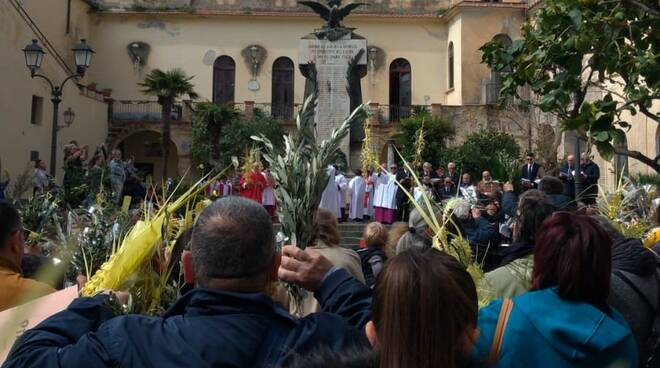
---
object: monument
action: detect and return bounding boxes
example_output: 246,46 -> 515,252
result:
298,0 -> 368,169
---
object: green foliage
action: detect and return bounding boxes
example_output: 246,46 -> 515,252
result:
392,111 -> 456,167
191,102 -> 241,167
446,130 -> 521,182
481,0 -> 660,172
138,68 -> 198,101
251,66 -> 368,250
190,114 -> 211,167
218,109 -> 285,168
138,68 -> 198,178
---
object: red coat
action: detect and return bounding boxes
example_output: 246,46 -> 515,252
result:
240,171 -> 267,204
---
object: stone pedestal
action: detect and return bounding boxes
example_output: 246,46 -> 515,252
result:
299,34 -> 367,166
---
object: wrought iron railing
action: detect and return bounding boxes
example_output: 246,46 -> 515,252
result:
110,100 -> 182,121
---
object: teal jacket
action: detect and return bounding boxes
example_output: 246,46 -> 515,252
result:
473,288 -> 638,368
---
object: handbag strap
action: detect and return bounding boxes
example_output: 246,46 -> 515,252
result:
488,298 -> 514,366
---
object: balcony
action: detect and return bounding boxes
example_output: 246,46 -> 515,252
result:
110,100 -> 183,122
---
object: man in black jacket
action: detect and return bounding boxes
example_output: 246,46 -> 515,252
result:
580,153 -> 600,205
4,197 -> 372,368
521,153 -> 542,190
558,154 -> 576,198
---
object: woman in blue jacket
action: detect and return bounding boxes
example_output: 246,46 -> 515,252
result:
472,213 -> 639,367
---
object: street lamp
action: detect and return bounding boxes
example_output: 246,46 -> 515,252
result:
63,108 -> 75,127
22,38 -> 94,176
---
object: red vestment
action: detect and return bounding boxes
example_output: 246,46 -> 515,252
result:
240,171 -> 267,204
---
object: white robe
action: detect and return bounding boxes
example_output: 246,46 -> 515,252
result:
373,173 -> 397,210
335,173 -> 349,210
319,166 -> 341,218
261,172 -> 276,206
348,176 -> 366,220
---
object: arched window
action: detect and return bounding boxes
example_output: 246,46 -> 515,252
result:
448,42 -> 454,90
389,58 -> 411,122
213,56 -> 235,105
488,34 -> 512,103
271,57 -> 295,120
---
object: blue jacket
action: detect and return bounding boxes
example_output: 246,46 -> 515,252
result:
472,288 -> 638,368
3,269 -> 372,368
463,217 -> 499,247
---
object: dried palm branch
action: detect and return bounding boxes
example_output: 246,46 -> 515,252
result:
360,117 -> 379,173
80,170 -> 224,297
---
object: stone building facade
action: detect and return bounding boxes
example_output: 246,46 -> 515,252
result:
1,0 -> 656,187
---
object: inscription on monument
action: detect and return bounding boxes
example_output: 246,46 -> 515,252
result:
299,37 -> 367,161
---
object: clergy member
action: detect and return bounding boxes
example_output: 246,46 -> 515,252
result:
334,166 -> 349,222
319,165 -> 341,219
373,164 -> 398,224
239,161 -> 267,204
348,169 -> 366,222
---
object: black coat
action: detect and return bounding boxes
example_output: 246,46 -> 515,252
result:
580,161 -> 600,198
521,163 -> 541,188
559,163 -> 576,198
446,171 -> 460,186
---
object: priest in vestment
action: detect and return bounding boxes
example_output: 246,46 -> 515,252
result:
373,165 -> 398,224
319,166 -> 342,219
334,167 -> 349,222
261,167 -> 277,217
348,169 -> 366,222
239,162 -> 268,204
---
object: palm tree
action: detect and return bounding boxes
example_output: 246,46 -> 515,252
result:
193,102 -> 240,160
139,69 -> 198,179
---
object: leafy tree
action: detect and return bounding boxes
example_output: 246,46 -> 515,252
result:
392,110 -> 455,168
191,102 -> 240,167
481,0 -> 660,172
217,109 -> 285,167
139,69 -> 198,178
447,130 -> 521,183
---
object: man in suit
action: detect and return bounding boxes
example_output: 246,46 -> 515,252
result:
446,162 -> 460,188
521,153 -> 542,190
558,155 -> 576,198
419,162 -> 438,180
394,164 -> 411,221
580,153 -> 600,205
439,176 -> 457,200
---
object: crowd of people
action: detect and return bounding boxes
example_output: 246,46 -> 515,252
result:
0,189 -> 658,367
2,148 -> 659,368
29,141 -> 146,207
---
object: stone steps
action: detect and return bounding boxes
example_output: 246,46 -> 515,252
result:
274,221 -> 387,250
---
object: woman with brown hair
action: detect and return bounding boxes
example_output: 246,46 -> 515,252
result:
472,213 -> 638,367
366,248 -> 479,368
291,208 -> 365,316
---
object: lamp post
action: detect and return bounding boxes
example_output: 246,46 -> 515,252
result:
22,38 -> 94,177
574,134 -> 583,203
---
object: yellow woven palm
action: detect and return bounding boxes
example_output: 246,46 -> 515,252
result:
81,172 -> 222,296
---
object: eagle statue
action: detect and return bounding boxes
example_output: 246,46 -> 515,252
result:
298,0 -> 367,29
